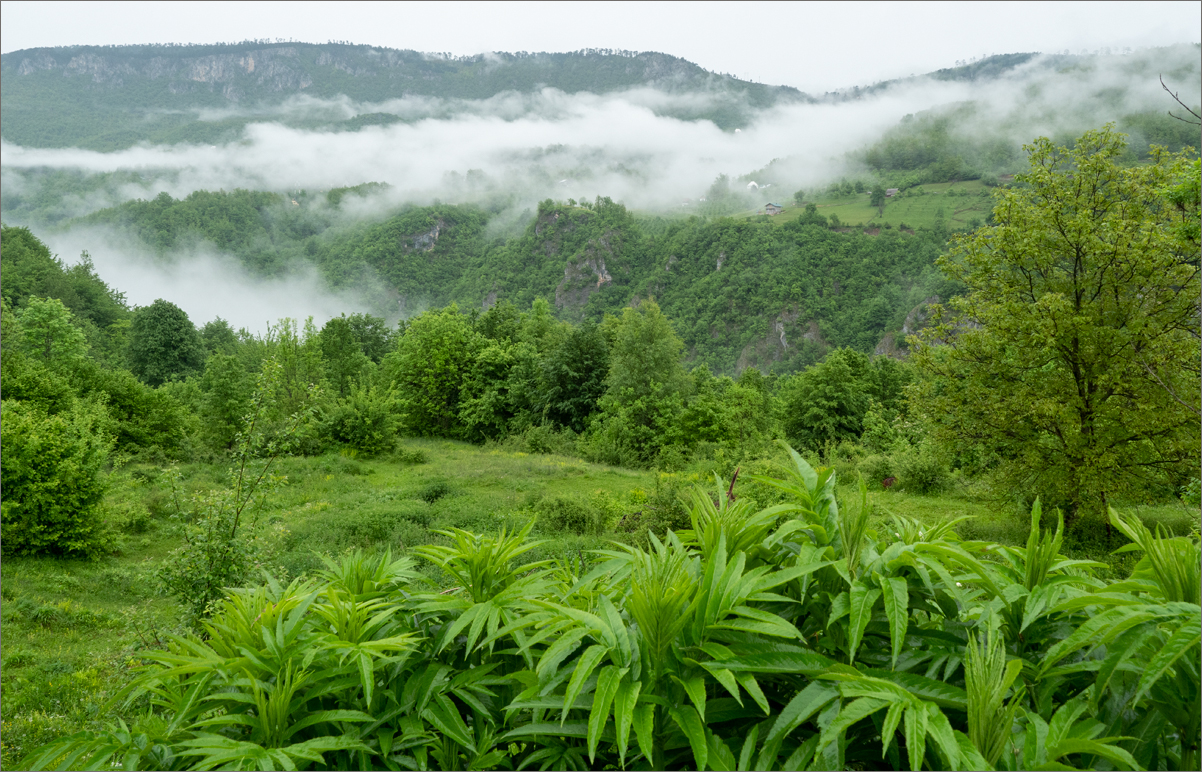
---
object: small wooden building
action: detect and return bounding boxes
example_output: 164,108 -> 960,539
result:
765,202 -> 784,215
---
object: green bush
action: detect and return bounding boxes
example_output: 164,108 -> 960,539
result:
895,440 -> 949,494
521,423 -> 577,455
26,461 -> 1202,772
534,494 -> 604,536
337,504 -> 430,546
321,382 -> 399,456
416,480 -> 454,504
857,453 -> 895,487
392,446 -> 428,465
0,400 -> 111,557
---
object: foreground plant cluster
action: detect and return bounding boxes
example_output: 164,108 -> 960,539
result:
25,448 -> 1201,771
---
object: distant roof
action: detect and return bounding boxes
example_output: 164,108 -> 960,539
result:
766,202 -> 782,207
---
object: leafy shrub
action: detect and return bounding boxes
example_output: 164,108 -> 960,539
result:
416,480 -> 453,504
894,439 -> 949,494
1181,477 -> 1201,507
520,423 -> 577,455
616,473 -> 690,544
857,453 -> 895,487
534,494 -> 605,536
336,502 -> 432,547
317,452 -> 369,476
0,399 -> 111,557
392,446 -> 428,465
321,382 -> 400,455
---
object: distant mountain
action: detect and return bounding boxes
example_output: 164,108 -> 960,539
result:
0,43 -> 810,149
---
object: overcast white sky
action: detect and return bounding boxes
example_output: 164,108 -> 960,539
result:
2,1 -> 1199,93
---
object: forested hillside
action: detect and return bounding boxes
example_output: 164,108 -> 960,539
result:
55,190 -> 956,374
0,43 -> 807,148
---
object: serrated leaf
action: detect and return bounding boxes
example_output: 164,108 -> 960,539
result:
1049,738 -> 1140,770
881,575 -> 909,669
719,648 -> 838,675
561,644 -> 608,724
848,582 -> 882,664
904,704 -> 927,772
669,705 -> 709,772
820,697 -> 889,757
613,679 -> 641,766
587,665 -> 623,762
923,702 -> 960,771
633,703 -> 656,766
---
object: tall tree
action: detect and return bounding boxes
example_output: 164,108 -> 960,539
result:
126,299 -> 205,387
383,304 -> 481,437
541,321 -> 609,433
911,126 -> 1200,515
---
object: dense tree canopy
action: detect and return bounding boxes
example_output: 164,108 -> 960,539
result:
912,126 -> 1201,514
126,299 -> 206,387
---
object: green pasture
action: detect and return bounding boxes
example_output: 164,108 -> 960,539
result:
741,179 -> 996,230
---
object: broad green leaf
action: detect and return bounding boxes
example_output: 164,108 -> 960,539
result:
766,681 -> 840,745
782,734 -> 820,771
819,697 -> 888,757
1037,607 -> 1153,675
738,724 -> 760,771
733,671 -> 770,715
672,674 -> 707,721
954,729 -> 992,771
633,703 -> 656,766
1091,623 -> 1156,710
880,575 -> 909,669
1131,622 -> 1200,707
596,594 -> 631,666
719,648 -> 838,676
903,704 -> 927,772
669,705 -> 708,772
587,665 -> 623,762
698,663 -> 742,705
613,679 -> 641,766
535,626 -> 589,683
1049,738 -> 1140,770
848,582 -> 882,664
862,668 -> 968,711
923,702 -> 960,771
561,644 -> 609,724
708,732 -> 737,771
881,701 -> 905,757
500,721 -> 589,740
423,694 -> 476,753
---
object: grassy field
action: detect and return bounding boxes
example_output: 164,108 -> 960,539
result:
1,439 -> 1197,766
740,179 -> 997,230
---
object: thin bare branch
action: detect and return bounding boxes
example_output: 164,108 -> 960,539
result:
1160,75 -> 1202,125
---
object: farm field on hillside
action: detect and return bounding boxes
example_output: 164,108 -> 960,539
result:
741,179 -> 995,230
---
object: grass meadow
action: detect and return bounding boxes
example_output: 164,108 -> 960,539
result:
1,439 -> 1196,767
740,179 -> 996,230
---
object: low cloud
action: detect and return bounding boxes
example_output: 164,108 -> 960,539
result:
2,46 -> 1197,327
3,47 -> 1197,218
41,225 -> 382,331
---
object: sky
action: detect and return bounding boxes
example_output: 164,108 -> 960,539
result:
2,0 -> 1199,92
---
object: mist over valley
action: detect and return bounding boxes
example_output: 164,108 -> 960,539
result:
2,40 -> 1199,364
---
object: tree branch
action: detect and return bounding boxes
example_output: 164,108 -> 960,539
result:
1160,75 -> 1202,125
